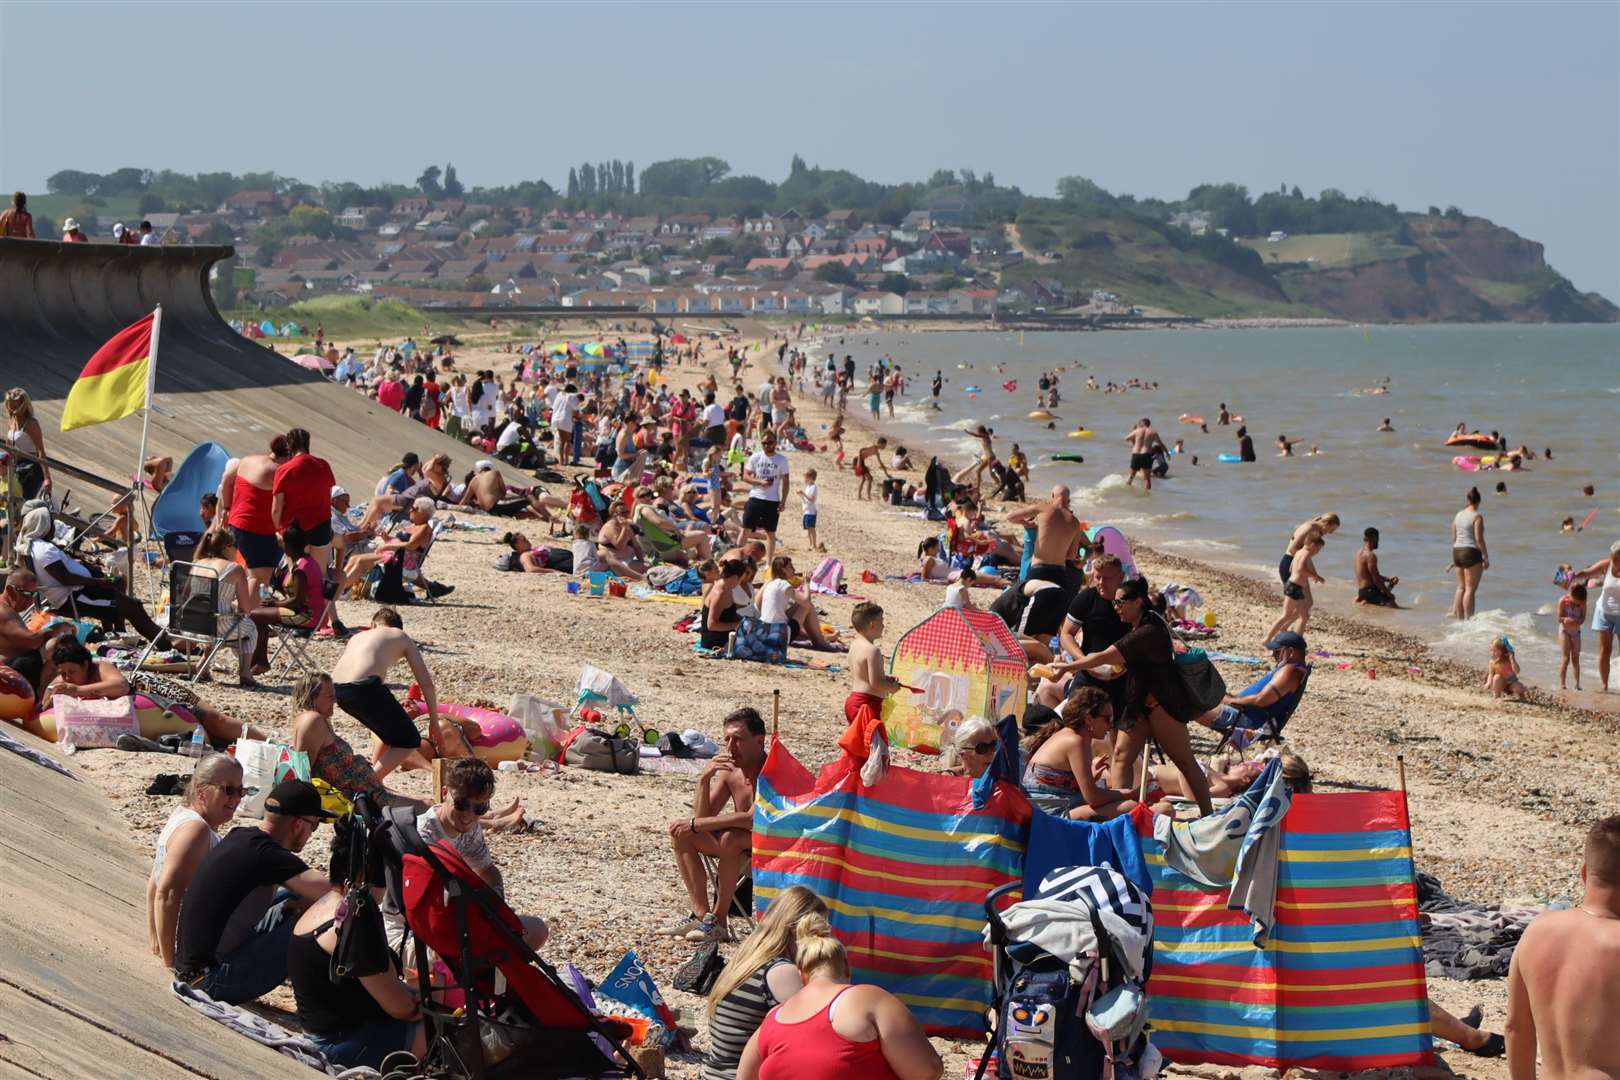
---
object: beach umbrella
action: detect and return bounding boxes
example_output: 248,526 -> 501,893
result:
292,353 -> 333,371
670,333 -> 688,345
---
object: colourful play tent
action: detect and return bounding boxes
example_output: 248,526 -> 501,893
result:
881,607 -> 1027,753
753,736 -> 1030,1037
1088,523 -> 1137,578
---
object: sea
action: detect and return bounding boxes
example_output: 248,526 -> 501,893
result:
804,324 -> 1619,707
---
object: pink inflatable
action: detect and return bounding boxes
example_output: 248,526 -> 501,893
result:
405,701 -> 529,764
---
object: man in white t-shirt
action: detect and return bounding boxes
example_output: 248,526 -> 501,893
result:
700,393 -> 727,446
493,418 -> 527,459
741,430 -> 790,564
20,504 -> 167,641
551,384 -> 579,465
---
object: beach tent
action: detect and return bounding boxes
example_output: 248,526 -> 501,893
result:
1133,793 -> 1432,1070
1088,524 -> 1137,579
150,441 -> 230,541
753,734 -> 1030,1037
258,319 -> 275,336
881,607 -> 1027,753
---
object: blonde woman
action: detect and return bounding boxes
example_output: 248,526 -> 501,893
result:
737,912 -> 941,1080
1278,512 -> 1339,586
146,752 -> 244,967
190,530 -> 262,686
703,886 -> 825,1080
5,387 -> 50,500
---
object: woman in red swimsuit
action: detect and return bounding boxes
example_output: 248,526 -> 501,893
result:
737,911 -> 941,1080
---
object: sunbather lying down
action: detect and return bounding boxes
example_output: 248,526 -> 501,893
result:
1144,749 -> 1312,815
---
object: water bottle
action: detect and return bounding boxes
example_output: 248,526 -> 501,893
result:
186,726 -> 206,758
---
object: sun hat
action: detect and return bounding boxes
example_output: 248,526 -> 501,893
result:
62,217 -> 80,232
112,222 -> 126,237
330,485 -> 348,499
474,459 -> 495,473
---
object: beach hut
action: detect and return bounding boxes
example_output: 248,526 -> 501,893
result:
881,607 -> 1027,753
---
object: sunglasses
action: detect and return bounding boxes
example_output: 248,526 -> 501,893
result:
453,797 -> 492,816
209,783 -> 249,798
968,740 -> 998,756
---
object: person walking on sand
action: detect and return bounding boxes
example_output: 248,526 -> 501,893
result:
1505,816 -> 1620,1079
1568,540 -> 1620,692
1450,487 -> 1488,620
1124,418 -> 1166,491
852,438 -> 891,502
1267,534 -> 1325,642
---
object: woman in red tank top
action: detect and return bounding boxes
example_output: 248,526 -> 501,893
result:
738,912 -> 941,1080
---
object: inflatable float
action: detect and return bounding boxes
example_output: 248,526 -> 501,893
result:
1446,432 -> 1499,450
963,385 -> 981,394
1028,410 -> 1057,420
404,701 -> 531,764
1452,455 -> 1501,472
25,692 -> 200,743
1178,414 -> 1205,425
1068,429 -> 1096,439
1002,380 -> 1018,392
0,665 -> 34,721
1051,453 -> 1086,464
1217,453 -> 1243,463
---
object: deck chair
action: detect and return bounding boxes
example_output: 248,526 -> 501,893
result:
400,517 -> 447,602
635,514 -> 688,565
137,562 -> 249,685
1214,663 -> 1312,751
265,597 -> 334,677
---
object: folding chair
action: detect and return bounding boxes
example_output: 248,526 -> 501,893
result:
1213,664 -> 1312,752
137,562 -> 249,685
265,597 -> 335,677
400,518 -> 447,603
701,854 -> 754,920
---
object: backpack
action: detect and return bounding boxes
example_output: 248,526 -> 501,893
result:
980,956 -> 1100,1080
565,727 -> 640,774
807,556 -> 845,596
494,550 -> 522,572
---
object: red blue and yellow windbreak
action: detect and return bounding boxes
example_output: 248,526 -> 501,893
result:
753,738 -> 1030,1038
1138,793 -> 1434,1070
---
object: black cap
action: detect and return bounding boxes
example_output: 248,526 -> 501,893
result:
264,779 -> 337,820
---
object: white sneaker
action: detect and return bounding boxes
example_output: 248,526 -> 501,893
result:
660,913 -> 705,937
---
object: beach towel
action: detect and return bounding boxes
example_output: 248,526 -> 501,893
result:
0,726 -> 79,781
1023,810 -> 1152,896
753,733 -> 1030,1037
1152,757 -> 1290,944
170,981 -> 380,1078
996,866 -> 1154,982
1136,790 -> 1433,1071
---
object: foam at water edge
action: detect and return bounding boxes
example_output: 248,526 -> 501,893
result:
1431,608 -> 1558,671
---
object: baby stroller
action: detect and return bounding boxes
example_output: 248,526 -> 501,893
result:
974,866 -> 1157,1080
384,806 -> 642,1079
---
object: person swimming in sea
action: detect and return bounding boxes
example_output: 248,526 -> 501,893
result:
1378,418 -> 1395,432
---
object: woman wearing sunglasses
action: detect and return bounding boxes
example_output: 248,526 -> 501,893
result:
1050,577 -> 1216,816
147,752 -> 245,968
945,716 -> 1002,780
1021,686 -> 1138,821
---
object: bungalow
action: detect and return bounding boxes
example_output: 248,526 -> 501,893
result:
783,236 -> 809,258
746,257 -> 797,276
949,287 -> 998,315
815,286 -> 855,316
801,222 -> 828,241
779,289 -> 816,313
853,291 -> 905,317
824,209 -> 859,231
532,231 -> 600,254
742,216 -> 779,234
701,217 -> 740,241
393,196 -> 432,218
714,293 -> 750,314
224,190 -> 279,218
1028,278 -> 1068,306
801,253 -> 868,272
927,195 -> 973,226
808,237 -> 843,256
903,291 -> 952,316
776,208 -> 803,224
924,230 -> 973,262
377,222 -> 404,238
760,234 -> 785,256
847,232 -> 887,256
334,206 -> 370,230
660,214 -> 710,236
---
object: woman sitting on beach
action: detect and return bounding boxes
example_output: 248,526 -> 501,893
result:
636,488 -> 714,562
736,910 -> 941,1080
354,453 -> 451,535
287,815 -> 427,1071
704,885 -> 825,1080
243,524 -> 327,670
916,536 -> 962,583
1047,578 -> 1217,817
942,716 -> 1002,780
189,529 -> 263,687
336,498 -> 450,599
289,672 -> 401,806
1021,686 -> 1139,820
700,559 -> 749,650
147,752 -> 244,968
42,639 -> 265,745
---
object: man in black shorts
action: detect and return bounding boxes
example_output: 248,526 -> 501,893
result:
1125,418 -> 1165,492
1355,527 -> 1400,607
740,429 -> 790,565
329,607 -> 443,779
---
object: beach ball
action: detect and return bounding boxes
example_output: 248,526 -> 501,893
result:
1203,610 -> 1218,628
0,665 -> 34,720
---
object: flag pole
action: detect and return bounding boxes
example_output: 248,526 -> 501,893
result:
130,304 -> 162,589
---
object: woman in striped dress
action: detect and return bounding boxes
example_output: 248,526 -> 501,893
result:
703,886 -> 825,1080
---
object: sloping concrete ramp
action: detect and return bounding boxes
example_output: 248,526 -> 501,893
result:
0,237 -> 476,494
0,730 -> 309,1079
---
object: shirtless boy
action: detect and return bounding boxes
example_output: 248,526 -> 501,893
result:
330,607 -> 444,779
1355,527 -> 1400,608
1124,418 -> 1166,491
661,707 -> 769,944
846,602 -> 902,723
852,437 -> 891,501
1506,816 -> 1620,1079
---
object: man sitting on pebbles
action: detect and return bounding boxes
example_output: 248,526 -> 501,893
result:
662,707 -> 768,944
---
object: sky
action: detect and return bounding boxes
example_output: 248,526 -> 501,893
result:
2,1 -> 1616,299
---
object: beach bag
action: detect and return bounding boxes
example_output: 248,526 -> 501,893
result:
671,942 -> 725,995
234,737 -> 292,817
727,617 -> 789,664
565,727 -> 639,774
372,557 -> 410,603
1172,645 -> 1227,712
53,694 -> 139,752
807,556 -> 844,596
494,550 -> 523,572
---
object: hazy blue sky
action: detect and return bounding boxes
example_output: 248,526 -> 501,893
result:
3,1 -> 1616,298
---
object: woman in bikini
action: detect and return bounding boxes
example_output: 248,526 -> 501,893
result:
1021,686 -> 1139,820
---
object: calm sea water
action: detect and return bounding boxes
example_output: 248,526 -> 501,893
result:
813,325 -> 1620,698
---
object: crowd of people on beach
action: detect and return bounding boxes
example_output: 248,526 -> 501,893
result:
3,312 -> 1616,1079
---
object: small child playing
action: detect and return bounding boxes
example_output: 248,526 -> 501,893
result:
846,602 -> 901,724
1558,583 -> 1587,691
800,469 -> 822,553
1486,636 -> 1529,700
944,568 -> 978,610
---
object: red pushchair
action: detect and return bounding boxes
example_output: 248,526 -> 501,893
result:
390,808 -> 642,1079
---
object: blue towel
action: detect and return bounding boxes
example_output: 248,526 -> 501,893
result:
1024,808 -> 1152,896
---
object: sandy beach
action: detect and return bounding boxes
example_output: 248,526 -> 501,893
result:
57,323 -> 1618,1080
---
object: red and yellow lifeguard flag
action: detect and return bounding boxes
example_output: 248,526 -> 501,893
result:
60,313 -> 155,431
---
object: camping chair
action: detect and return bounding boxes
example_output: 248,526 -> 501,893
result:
136,562 -> 249,685
1214,664 -> 1312,752
265,597 -> 334,677
702,854 -> 754,920
635,515 -> 688,565
401,517 -> 448,602
387,809 -> 643,1080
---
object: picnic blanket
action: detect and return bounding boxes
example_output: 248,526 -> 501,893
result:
171,981 -> 380,1078
1417,870 -> 1542,979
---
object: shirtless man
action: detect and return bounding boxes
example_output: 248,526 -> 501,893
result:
329,607 -> 444,779
1506,816 -> 1620,1079
1005,485 -> 1089,661
661,707 -> 769,944
459,462 -> 563,521
1354,527 -> 1400,608
0,570 -> 76,695
1124,418 -> 1166,491
595,501 -> 647,580
852,438 -> 892,501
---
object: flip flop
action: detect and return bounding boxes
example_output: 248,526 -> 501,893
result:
117,733 -> 174,755
1464,1033 -> 1505,1058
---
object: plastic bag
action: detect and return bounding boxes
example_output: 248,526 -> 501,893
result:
235,738 -> 290,818
509,693 -> 566,761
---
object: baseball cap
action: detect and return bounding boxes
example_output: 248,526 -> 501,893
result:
1265,630 -> 1307,652
263,779 -> 337,820
474,459 -> 495,473
330,485 -> 348,499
